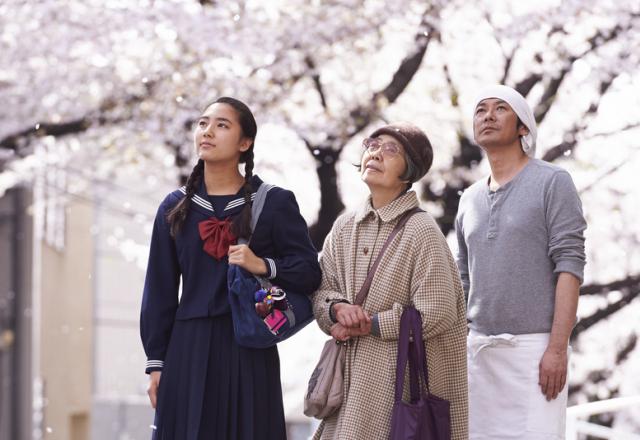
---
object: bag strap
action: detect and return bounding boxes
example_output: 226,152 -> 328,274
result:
394,307 -> 431,403
410,306 -> 431,395
237,182 -> 274,245
354,207 -> 423,306
249,183 -> 271,234
407,308 -> 422,400
236,183 -> 276,290
394,307 -> 415,402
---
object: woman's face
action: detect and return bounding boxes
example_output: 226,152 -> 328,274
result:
194,103 -> 251,164
360,134 -> 408,193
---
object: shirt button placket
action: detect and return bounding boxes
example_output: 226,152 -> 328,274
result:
487,192 -> 498,239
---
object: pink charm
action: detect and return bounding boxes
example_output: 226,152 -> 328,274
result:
264,309 -> 288,335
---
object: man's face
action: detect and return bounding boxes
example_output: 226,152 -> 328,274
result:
473,98 -> 528,149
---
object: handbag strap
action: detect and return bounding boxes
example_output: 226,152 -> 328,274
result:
394,307 -> 415,402
249,183 -> 272,233
394,307 -> 431,403
354,207 -> 423,306
237,182 -> 274,245
410,306 -> 431,395
407,309 -> 422,400
236,182 -> 275,289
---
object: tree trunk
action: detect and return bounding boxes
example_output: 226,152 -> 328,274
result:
309,148 -> 344,250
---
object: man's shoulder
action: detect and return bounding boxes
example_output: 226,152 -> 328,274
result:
527,158 -> 569,180
459,178 -> 487,204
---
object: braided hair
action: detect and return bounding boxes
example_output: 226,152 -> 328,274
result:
167,97 -> 257,239
166,159 -> 205,237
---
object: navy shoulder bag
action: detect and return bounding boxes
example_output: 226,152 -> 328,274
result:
227,183 -> 314,348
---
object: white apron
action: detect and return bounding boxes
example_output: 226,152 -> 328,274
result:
467,330 -> 570,440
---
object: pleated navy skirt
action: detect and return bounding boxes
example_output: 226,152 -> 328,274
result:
151,314 -> 286,440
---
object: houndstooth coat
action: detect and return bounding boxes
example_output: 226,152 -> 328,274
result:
311,191 -> 468,440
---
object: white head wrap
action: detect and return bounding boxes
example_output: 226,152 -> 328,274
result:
473,85 -> 537,158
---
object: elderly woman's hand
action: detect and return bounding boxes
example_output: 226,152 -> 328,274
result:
331,321 -> 373,341
330,323 -> 351,341
332,303 -> 371,331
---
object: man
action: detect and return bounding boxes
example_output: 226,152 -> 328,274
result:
455,85 -> 586,439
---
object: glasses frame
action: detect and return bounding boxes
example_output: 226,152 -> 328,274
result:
362,137 -> 402,157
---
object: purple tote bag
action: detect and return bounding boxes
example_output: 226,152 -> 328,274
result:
389,307 -> 451,440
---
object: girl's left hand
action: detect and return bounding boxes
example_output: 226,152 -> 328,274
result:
228,244 -> 268,275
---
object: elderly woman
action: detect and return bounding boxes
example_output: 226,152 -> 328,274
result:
311,123 -> 468,440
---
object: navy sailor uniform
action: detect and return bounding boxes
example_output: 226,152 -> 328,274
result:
140,175 -> 321,440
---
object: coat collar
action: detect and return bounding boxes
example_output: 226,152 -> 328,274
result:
180,175 -> 264,217
355,190 -> 420,224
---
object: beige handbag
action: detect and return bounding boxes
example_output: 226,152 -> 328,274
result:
303,208 -> 422,419
303,338 -> 346,418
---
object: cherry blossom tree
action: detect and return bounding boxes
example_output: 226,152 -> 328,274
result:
1,0 -> 639,431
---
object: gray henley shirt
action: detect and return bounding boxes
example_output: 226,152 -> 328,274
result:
455,159 -> 586,335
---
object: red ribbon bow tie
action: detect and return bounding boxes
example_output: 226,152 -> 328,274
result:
198,217 -> 237,260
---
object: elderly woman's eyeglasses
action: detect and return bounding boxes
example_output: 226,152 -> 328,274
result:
362,138 -> 401,157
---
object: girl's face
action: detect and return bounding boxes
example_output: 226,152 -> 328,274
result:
360,134 -> 408,193
194,103 -> 252,164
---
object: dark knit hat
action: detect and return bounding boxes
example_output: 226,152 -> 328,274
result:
369,122 -> 433,183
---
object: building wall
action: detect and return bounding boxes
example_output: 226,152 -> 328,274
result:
0,188 -> 33,440
90,177 -> 163,440
39,200 -> 93,440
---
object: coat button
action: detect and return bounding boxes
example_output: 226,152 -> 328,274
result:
363,247 -> 369,255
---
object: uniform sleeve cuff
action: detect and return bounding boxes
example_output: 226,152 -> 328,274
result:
145,359 -> 164,374
263,258 -> 277,279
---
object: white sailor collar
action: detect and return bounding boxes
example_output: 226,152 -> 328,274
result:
181,175 -> 271,217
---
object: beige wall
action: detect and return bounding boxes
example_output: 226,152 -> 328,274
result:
39,200 -> 93,440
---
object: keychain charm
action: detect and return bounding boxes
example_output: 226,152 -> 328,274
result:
254,285 -> 291,334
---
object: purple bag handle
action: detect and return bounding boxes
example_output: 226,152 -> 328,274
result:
410,307 -> 431,394
394,307 -> 431,403
394,306 -> 412,402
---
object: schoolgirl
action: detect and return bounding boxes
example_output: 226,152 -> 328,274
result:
140,97 -> 321,439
